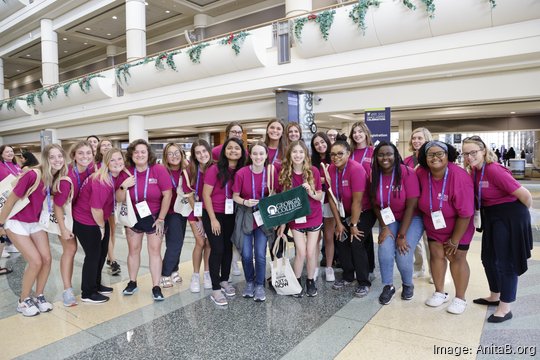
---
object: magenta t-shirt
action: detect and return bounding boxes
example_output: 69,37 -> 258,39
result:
182,166 -> 206,221
53,178 -> 73,207
117,164 -> 173,215
204,164 -> 235,214
0,165 -> 10,182
403,155 -> 417,169
1,161 -> 22,176
374,164 -> 420,222
417,163 -> 475,244
68,164 -> 94,202
11,170 -> 46,223
351,146 -> 373,176
326,159 -> 367,216
73,175 -> 121,226
471,162 -> 521,207
287,167 -> 323,230
267,147 -> 282,171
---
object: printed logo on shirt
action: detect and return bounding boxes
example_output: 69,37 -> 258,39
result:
437,193 -> 449,202
342,180 -> 349,187
148,178 -> 158,184
479,181 -> 489,188
386,185 -> 402,192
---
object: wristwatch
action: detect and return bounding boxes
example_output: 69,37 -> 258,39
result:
120,185 -> 125,190
350,223 -> 357,227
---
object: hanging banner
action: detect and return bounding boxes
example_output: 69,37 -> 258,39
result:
365,107 -> 391,145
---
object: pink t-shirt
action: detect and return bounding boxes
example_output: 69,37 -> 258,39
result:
118,164 -> 173,215
471,162 -> 521,208
286,167 -> 323,230
53,178 -> 73,207
0,165 -> 10,181
374,164 -> 420,222
204,164 -> 235,214
403,155 -> 417,169
0,161 -> 22,176
417,163 -> 475,244
212,144 -> 248,162
68,164 -> 94,202
182,166 -> 206,221
11,170 -> 46,223
167,168 -> 181,214
73,175 -> 121,226
351,146 -> 373,176
326,159 -> 367,216
267,147 -> 282,171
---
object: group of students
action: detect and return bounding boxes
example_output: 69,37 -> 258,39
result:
0,120 -> 533,324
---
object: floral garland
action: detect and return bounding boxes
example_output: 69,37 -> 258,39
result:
188,43 -> 209,64
421,0 -> 436,18
402,0 -> 416,11
294,9 -> 336,42
349,0 -> 381,34
220,31 -> 250,55
489,0 -> 496,8
116,57 -> 154,84
0,97 -> 23,111
154,49 -> 181,71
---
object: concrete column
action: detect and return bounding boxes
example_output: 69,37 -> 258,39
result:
285,0 -> 312,17
398,120 -> 412,158
40,19 -> 59,86
198,132 -> 211,144
125,0 -> 146,61
341,122 -> 352,140
128,115 -> 148,143
0,58 -> 4,100
533,131 -> 540,169
193,13 -> 211,41
40,129 -> 60,150
107,45 -> 123,96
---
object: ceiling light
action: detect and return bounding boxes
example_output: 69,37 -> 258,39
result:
16,69 -> 20,72
107,33 -> 111,36
83,42 -> 88,45
62,37 -> 67,40
85,27 -> 91,31
145,2 -> 148,5
165,10 -> 170,13
26,54 -> 31,57
64,50 -> 68,53
112,15 -> 118,20
510,111 -> 516,114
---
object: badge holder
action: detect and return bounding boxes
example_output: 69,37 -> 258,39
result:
225,199 -> 235,214
431,210 -> 447,230
135,200 -> 152,218
194,202 -> 203,217
380,207 -> 396,225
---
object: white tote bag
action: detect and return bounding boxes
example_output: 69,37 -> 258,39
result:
116,191 -> 138,227
270,236 -> 302,296
39,177 -> 74,235
0,170 -> 40,219
173,169 -> 193,217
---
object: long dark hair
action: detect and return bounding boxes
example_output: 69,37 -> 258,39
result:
310,132 -> 331,169
217,137 -> 246,187
370,142 -> 406,204
189,139 -> 212,187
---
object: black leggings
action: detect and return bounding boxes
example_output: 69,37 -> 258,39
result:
73,220 -> 110,298
202,211 -> 235,291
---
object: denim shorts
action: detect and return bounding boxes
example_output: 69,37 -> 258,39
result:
293,223 -> 323,234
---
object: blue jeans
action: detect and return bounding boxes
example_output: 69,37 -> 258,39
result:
378,216 -> 424,287
162,213 -> 187,276
241,227 -> 268,286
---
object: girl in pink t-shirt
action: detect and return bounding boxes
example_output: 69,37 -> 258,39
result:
0,145 -> 22,176
202,137 -> 246,306
0,144 -> 67,317
68,141 -> 95,202
185,139 -> 213,293
462,136 -> 533,323
417,141 -> 474,315
264,119 -> 286,168
117,139 -> 173,302
277,141 -> 323,298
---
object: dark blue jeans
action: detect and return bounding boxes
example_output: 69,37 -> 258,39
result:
242,227 -> 268,286
162,213 -> 187,276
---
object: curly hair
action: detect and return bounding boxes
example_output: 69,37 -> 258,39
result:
417,141 -> 458,169
279,140 -> 315,191
125,139 -> 157,168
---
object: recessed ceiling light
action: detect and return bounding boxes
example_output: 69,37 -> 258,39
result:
83,42 -> 88,45
107,33 -> 111,36
62,37 -> 67,40
26,54 -> 31,57
16,69 -> 20,72
85,27 -> 91,31
165,10 -> 170,13
112,15 -> 118,20
145,2 -> 148,5
510,111 -> 516,114
64,50 -> 68,53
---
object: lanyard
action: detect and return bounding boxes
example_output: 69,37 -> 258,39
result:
428,167 -> 449,213
352,147 -> 368,163
74,165 -> 89,188
251,166 -> 266,200
379,168 -> 395,209
109,173 -> 116,211
474,163 -> 486,210
271,148 -> 279,165
169,171 -> 177,189
195,167 -> 201,200
225,182 -> 230,199
335,162 -> 347,202
4,162 -> 19,176
45,187 -> 52,213
134,167 -> 150,203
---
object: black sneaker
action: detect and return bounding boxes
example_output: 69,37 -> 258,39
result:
110,261 -> 121,276
81,292 -> 109,303
379,285 -> 396,305
123,281 -> 138,295
152,286 -> 164,301
401,284 -> 414,300
106,259 -> 111,267
306,279 -> 318,297
98,284 -> 113,294
332,279 -> 353,290
292,278 -> 304,298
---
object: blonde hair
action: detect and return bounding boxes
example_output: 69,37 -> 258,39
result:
162,143 -> 187,171
279,140 -> 315,191
93,148 -> 124,187
462,136 -> 498,171
408,127 -> 433,152
38,144 -> 67,193
349,121 -> 373,148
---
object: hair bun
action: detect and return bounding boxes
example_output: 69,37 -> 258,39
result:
335,134 -> 347,142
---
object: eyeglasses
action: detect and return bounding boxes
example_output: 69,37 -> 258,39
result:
330,152 -> 347,159
426,151 -> 446,159
230,130 -> 243,135
376,152 -> 394,158
167,151 -> 181,157
462,149 -> 481,158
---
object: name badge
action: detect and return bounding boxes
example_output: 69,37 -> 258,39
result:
39,210 -> 49,226
380,207 -> 396,225
253,210 -> 263,227
320,192 -> 325,204
225,199 -> 235,214
342,180 -> 349,187
135,201 -> 152,218
474,209 -> 482,229
338,201 -> 346,218
431,210 -> 447,230
295,216 -> 307,224
194,202 -> 203,217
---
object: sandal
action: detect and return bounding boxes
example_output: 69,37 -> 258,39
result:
0,267 -> 13,276
160,276 -> 173,288
171,271 -> 182,284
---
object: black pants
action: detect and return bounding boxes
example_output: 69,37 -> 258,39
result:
335,210 -> 374,287
202,211 -> 235,291
363,209 -> 376,273
162,213 -> 187,276
73,220 -> 110,298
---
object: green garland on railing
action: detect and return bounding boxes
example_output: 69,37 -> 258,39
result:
0,97 -> 23,111
349,0 -> 381,34
115,57 -> 154,84
294,9 -> 336,42
421,0 -> 435,18
154,49 -> 181,71
402,0 -> 416,11
220,31 -> 250,55
489,0 -> 496,8
188,43 -> 209,64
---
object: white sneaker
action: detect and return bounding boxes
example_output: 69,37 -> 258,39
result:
313,267 -> 319,281
1,249 -> 9,258
190,273 -> 200,293
231,261 -> 241,276
447,297 -> 467,315
425,291 -> 449,307
33,294 -> 53,312
17,298 -> 40,317
413,270 -> 425,279
5,244 -> 19,253
203,271 -> 212,289
325,267 -> 335,282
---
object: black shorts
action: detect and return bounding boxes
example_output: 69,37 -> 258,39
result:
428,238 -> 469,251
293,223 -> 323,234
130,214 -> 157,235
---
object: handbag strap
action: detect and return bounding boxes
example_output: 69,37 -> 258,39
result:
182,169 -> 194,192
59,176 -> 74,203
271,234 -> 288,268
267,164 -> 275,196
22,169 -> 42,198
321,163 -> 338,206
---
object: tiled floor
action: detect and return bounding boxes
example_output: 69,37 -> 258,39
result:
1,227 -> 539,359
